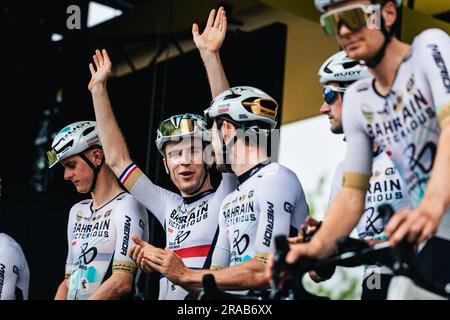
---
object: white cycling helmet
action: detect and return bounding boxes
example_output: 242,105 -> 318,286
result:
204,86 -> 278,130
315,0 -> 402,13
318,50 -> 371,86
155,113 -> 211,155
48,121 -> 101,168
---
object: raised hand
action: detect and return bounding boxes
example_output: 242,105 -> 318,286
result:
192,7 -> 227,54
88,49 -> 112,91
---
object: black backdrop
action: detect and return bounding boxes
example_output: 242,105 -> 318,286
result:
0,22 -> 287,299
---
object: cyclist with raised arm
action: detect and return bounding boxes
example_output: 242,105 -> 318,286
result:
140,86 -> 309,295
87,7 -> 238,300
0,179 -> 30,300
311,51 -> 411,299
49,121 -> 149,300
275,0 -> 450,288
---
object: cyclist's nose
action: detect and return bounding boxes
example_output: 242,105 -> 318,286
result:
338,23 -> 352,37
320,102 -> 331,114
64,168 -> 74,181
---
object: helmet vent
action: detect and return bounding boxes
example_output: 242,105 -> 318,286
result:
82,126 -> 95,136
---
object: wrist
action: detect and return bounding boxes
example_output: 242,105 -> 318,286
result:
418,197 -> 446,221
199,50 -> 220,63
90,82 -> 108,94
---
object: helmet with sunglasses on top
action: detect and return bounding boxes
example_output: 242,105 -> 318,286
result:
155,113 -> 211,155
318,50 -> 371,104
204,86 -> 278,131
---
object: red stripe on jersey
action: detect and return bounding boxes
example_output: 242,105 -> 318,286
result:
174,244 -> 211,258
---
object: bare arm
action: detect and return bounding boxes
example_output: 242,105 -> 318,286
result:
88,49 -> 133,177
193,7 -> 229,98
54,279 -> 68,300
88,273 -> 132,300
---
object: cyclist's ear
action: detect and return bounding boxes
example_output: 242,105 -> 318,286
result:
381,1 -> 398,31
162,158 -> 170,175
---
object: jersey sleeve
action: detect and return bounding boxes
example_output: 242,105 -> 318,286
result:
118,162 -> 182,226
0,242 -> 21,300
328,161 -> 345,207
112,196 -> 149,277
415,29 -> 450,126
253,167 -> 308,264
341,86 -> 373,192
17,255 -> 30,300
210,203 -> 231,270
65,207 -> 76,279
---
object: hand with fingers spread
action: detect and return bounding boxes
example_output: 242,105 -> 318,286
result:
88,49 -> 112,92
192,7 -> 227,55
288,216 -> 322,245
128,235 -> 158,273
386,206 -> 439,246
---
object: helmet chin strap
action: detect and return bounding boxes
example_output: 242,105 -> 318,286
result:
216,118 -> 236,173
78,152 -> 105,193
365,4 -> 394,68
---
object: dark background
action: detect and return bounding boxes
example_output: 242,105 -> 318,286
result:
0,1 -> 286,299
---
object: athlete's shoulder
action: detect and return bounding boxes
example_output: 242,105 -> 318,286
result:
0,233 -> 22,254
413,28 -> 449,47
259,163 -> 301,187
111,192 -> 147,217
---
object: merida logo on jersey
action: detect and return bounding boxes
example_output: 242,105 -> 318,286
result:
366,89 -> 435,145
121,215 -> 131,255
263,202 -> 275,247
0,263 -> 5,298
73,219 -> 110,239
428,44 -> 450,93
168,203 -> 209,229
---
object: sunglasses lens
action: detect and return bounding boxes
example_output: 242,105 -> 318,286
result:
324,87 -> 338,104
320,6 -> 368,36
159,117 -> 196,137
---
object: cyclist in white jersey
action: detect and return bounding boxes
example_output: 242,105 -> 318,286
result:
316,51 -> 410,299
87,8 -> 238,300
49,121 -> 149,300
278,0 -> 450,287
140,84 -> 309,293
0,179 -> 30,300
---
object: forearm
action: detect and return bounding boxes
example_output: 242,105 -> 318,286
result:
311,189 -> 366,258
181,259 -> 267,292
54,279 -> 68,300
90,84 -> 132,176
199,51 -> 229,98
88,274 -> 132,300
419,121 -> 450,219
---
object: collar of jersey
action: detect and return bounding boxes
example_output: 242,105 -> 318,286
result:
237,161 -> 271,185
90,191 -> 127,212
183,189 -> 215,204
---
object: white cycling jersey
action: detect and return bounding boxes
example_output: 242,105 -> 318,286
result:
0,233 -> 29,300
330,150 -> 411,276
330,149 -> 411,241
211,162 -> 309,269
342,28 -> 450,240
65,192 -> 149,300
119,163 -> 238,300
